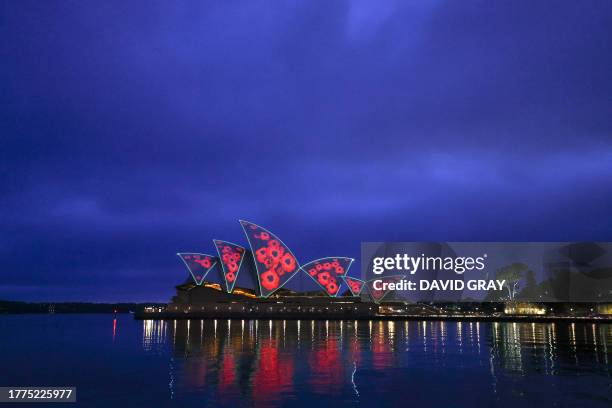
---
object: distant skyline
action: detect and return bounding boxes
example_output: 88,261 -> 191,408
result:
1,1 -> 611,302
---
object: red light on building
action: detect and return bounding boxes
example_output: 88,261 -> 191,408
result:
240,220 -> 301,298
177,253 -> 218,285
301,257 -> 354,297
213,239 -> 246,293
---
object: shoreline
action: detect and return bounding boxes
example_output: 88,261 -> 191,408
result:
1,311 -> 610,324
133,311 -> 612,323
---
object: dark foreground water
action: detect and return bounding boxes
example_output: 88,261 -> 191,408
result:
0,315 -> 611,407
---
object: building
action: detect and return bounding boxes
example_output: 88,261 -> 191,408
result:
174,220 -> 372,297
154,220 -> 381,318
503,302 -> 547,316
165,279 -> 375,318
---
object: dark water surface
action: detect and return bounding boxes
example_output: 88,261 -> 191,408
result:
0,315 -> 610,407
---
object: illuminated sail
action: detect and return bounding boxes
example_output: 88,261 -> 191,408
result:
302,257 -> 354,297
177,253 -> 217,285
366,275 -> 405,303
341,276 -> 365,296
213,239 -> 246,293
239,220 -> 300,298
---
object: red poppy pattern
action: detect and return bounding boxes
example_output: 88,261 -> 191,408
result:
213,240 -> 245,293
301,257 -> 353,297
366,275 -> 405,303
240,220 -> 300,297
177,253 -> 217,285
341,276 -> 365,296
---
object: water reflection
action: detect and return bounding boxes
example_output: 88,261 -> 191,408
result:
142,319 -> 612,407
142,319 -> 168,352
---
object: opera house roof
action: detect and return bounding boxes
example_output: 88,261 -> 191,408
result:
177,220 -> 372,300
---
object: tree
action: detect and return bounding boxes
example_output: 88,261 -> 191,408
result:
495,263 -> 528,301
518,269 -> 538,299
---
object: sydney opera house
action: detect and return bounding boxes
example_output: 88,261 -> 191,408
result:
163,220 -> 382,318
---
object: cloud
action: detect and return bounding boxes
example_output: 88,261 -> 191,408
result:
1,1 -> 611,301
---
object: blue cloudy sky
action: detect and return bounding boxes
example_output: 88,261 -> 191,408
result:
1,1 -> 611,301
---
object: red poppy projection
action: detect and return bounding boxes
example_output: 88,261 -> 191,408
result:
366,275 -> 406,303
240,220 -> 300,298
302,257 -> 354,297
213,240 -> 245,293
177,253 -> 217,285
341,276 -> 365,296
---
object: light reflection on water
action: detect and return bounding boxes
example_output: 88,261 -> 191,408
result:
140,319 -> 612,407
0,315 -> 610,407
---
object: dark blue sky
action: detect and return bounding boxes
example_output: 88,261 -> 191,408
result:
1,1 -> 611,302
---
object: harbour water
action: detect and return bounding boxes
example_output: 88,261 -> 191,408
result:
0,315 -> 610,407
